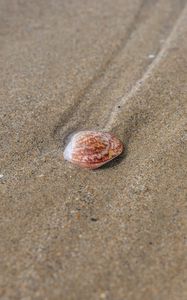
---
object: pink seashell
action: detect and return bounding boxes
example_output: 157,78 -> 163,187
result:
63,130 -> 124,169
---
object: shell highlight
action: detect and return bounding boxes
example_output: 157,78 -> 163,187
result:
63,131 -> 124,169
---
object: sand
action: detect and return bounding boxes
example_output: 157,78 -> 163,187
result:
0,0 -> 187,299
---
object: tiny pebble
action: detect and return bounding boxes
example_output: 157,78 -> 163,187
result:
91,217 -> 98,222
0,174 -> 4,179
148,54 -> 155,59
100,292 -> 107,299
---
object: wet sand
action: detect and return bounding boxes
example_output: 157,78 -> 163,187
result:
0,1 -> 187,299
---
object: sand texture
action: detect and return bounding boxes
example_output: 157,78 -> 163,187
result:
0,0 -> 187,299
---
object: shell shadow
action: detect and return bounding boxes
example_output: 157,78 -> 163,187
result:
99,109 -> 151,170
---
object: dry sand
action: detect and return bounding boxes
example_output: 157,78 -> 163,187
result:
0,0 -> 187,299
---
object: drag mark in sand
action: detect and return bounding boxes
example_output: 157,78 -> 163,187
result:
104,4 -> 187,131
53,0 -> 152,139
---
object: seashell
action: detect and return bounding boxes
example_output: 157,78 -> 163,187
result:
63,130 -> 124,169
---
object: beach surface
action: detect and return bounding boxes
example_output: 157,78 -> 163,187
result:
0,1 -> 187,299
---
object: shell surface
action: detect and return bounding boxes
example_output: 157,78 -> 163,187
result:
63,131 -> 124,169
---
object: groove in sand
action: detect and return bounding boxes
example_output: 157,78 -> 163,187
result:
104,4 -> 187,131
